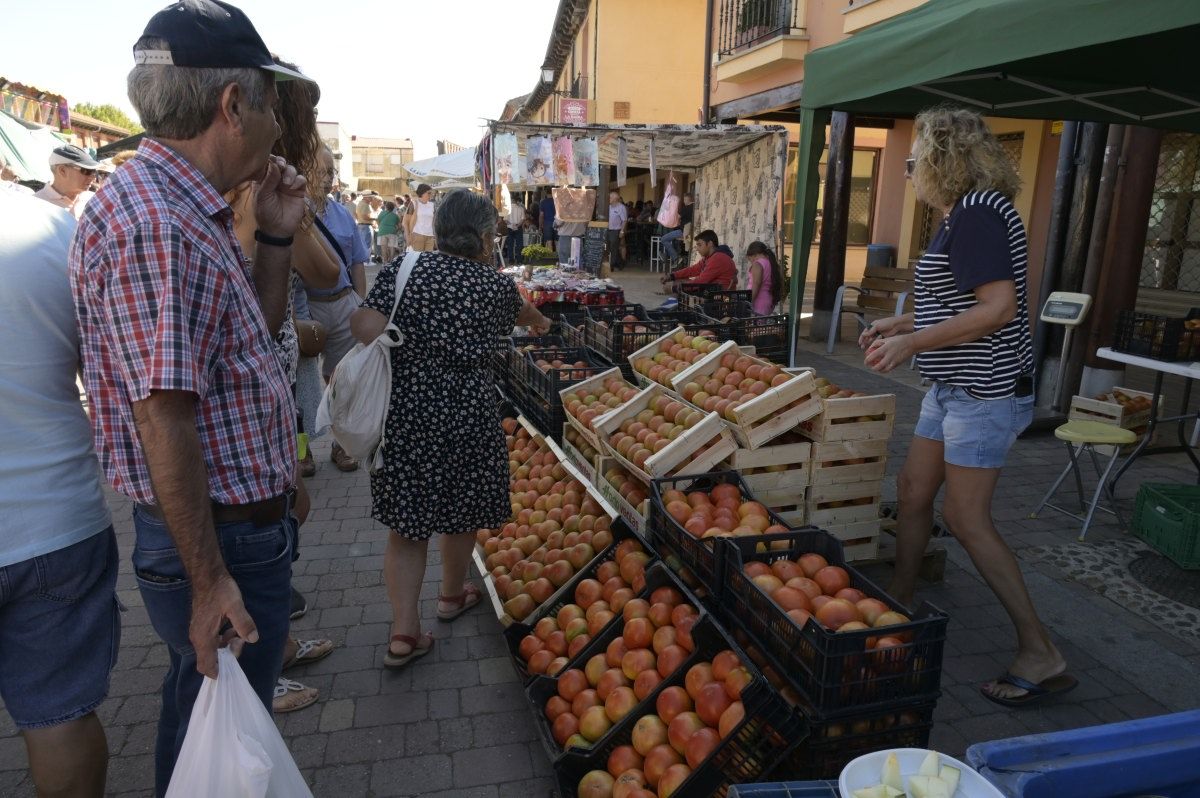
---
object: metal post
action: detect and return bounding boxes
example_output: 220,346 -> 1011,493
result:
787,107 -> 830,365
810,111 -> 854,342
1031,121 -> 1078,375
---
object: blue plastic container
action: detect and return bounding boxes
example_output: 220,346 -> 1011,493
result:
966,709 -> 1200,798
727,781 -> 838,798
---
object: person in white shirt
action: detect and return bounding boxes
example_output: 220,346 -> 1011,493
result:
33,145 -> 99,218
405,183 -> 437,252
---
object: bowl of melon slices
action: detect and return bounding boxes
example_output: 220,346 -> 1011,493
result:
839,748 -> 1005,798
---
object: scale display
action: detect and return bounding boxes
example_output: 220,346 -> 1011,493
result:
1039,291 -> 1092,327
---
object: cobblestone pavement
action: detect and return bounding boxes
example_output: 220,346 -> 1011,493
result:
2,264 -> 1198,796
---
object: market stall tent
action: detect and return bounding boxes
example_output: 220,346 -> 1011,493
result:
490,122 -> 789,285
0,110 -> 68,183
403,147 -> 478,180
788,0 -> 1200,360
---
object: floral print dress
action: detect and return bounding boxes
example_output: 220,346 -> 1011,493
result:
362,251 -> 522,539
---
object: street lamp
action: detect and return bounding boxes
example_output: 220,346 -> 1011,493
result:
541,66 -> 555,85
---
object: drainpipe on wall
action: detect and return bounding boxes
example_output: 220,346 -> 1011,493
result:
702,0 -> 714,122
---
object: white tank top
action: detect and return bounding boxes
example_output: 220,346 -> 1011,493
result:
413,200 -> 435,236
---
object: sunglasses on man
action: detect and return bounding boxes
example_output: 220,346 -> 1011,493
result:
905,157 -> 916,177
74,165 -> 97,177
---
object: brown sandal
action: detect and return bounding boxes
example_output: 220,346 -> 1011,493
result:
437,582 -> 482,621
384,631 -> 433,670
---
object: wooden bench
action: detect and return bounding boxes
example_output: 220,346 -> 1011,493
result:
826,264 -> 916,353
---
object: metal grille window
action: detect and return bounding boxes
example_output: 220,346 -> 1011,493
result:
718,0 -> 804,56
784,145 -> 879,245
1140,133 -> 1200,292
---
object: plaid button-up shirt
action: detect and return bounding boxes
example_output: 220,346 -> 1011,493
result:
70,139 -> 296,506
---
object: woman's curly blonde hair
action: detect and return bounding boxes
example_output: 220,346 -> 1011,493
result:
911,106 -> 1021,210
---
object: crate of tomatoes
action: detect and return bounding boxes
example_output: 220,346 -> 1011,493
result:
717,529 -> 947,717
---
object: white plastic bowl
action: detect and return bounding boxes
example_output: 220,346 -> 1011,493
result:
839,748 -> 1006,798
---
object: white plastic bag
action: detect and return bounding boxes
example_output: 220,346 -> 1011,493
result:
316,251 -> 418,470
165,649 -> 312,798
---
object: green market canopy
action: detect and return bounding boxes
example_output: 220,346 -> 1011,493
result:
788,0 -> 1200,353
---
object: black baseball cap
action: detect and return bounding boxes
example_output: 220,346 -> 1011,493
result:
133,0 -> 310,82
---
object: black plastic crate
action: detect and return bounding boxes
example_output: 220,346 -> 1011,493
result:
768,700 -> 934,780
524,564 -> 698,765
648,471 -> 791,604
508,381 -> 563,442
583,304 -> 650,323
587,318 -> 677,377
679,283 -> 725,310
704,300 -> 791,363
720,530 -> 947,718
553,609 -> 807,798
556,313 -> 592,352
500,335 -> 566,391
502,523 -> 652,685
539,301 -> 585,321
512,348 -> 610,440
1113,309 -> 1200,361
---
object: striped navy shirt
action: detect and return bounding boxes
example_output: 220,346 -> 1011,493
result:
914,190 -> 1032,399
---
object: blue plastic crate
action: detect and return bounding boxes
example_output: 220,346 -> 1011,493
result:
966,709 -> 1200,798
728,781 -> 838,798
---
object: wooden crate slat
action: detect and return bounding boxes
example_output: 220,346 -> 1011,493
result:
807,501 -> 881,526
727,439 -> 812,469
796,391 -> 897,443
595,457 -> 648,535
558,367 -> 638,452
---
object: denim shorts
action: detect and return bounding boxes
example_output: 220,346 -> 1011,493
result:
0,527 -> 120,729
914,382 -> 1034,469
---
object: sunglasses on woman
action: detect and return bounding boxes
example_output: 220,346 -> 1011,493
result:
905,158 -> 916,177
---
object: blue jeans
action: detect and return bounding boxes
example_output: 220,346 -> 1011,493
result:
357,224 -> 373,258
132,508 -> 296,797
0,527 -> 120,729
914,382 -> 1034,468
504,230 -> 523,263
661,228 -> 683,261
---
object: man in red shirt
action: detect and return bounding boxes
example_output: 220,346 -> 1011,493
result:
661,229 -> 737,291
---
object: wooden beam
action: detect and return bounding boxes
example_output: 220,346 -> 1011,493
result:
811,111 -> 855,338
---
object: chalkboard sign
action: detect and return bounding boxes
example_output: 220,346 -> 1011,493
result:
582,224 -> 606,274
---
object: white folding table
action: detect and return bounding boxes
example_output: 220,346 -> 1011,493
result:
1095,346 -> 1200,489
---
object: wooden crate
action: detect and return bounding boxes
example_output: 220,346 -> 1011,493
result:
595,457 -> 648,535
672,341 -> 822,450
809,438 -> 888,486
1068,387 -> 1159,455
798,391 -> 896,443
560,425 -> 599,484
806,480 -> 883,526
594,384 -> 737,484
724,438 -> 812,500
558,367 -> 637,452
819,519 -> 882,562
626,325 -> 693,391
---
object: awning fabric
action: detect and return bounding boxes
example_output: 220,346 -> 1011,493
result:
0,111 -> 65,183
403,148 -> 478,180
800,0 -> 1200,131
492,122 -> 784,169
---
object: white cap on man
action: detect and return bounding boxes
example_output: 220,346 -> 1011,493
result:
49,145 -> 102,171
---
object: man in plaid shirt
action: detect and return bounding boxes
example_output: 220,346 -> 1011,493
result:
70,1 -> 314,792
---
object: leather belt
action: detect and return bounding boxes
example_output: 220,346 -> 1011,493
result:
307,286 -> 353,303
137,493 -> 291,527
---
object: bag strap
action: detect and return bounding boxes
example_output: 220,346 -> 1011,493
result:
312,212 -> 350,272
384,250 -> 420,339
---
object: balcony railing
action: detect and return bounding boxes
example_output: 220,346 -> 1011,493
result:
718,0 -> 804,57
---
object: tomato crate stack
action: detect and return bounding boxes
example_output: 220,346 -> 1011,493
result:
510,347 -> 609,442
544,564 -> 807,798
581,304 -> 677,380
714,529 -> 947,778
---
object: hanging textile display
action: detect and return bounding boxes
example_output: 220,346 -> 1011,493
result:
526,135 -> 555,185
553,136 -> 575,185
574,137 -> 599,186
552,187 -> 596,222
648,138 -> 657,187
616,137 -> 628,187
492,132 -> 518,186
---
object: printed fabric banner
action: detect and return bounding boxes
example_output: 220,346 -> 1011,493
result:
616,138 -> 628,187
492,133 -> 518,186
526,135 -> 556,185
574,137 -> 599,187
553,136 -> 575,185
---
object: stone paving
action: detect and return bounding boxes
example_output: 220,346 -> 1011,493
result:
2,263 -> 1199,796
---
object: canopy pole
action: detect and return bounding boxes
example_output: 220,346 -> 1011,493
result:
788,107 -> 831,366
811,111 -> 855,344
1031,120 -> 1078,389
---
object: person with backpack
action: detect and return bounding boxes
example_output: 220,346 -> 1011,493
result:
348,190 -> 549,670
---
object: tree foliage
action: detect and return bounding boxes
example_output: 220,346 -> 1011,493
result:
71,103 -> 143,134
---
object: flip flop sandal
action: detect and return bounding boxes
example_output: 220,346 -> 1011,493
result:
282,638 -> 334,671
437,583 -> 483,622
980,671 -> 1078,708
272,677 -> 319,713
384,631 -> 434,670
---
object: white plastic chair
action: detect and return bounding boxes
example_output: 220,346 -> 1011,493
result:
649,236 -> 663,272
826,285 -> 910,354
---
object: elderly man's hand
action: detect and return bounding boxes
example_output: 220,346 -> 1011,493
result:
255,155 -> 308,239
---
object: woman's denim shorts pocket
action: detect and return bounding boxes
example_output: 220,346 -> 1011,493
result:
914,382 -> 1032,468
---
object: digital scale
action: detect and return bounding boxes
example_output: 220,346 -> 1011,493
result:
1039,291 -> 1092,413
